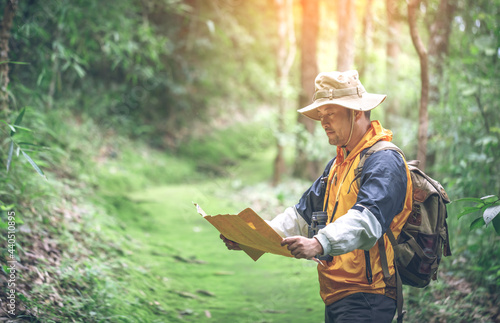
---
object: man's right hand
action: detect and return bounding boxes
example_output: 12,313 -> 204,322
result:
220,234 -> 242,251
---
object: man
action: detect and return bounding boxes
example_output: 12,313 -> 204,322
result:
221,70 -> 413,323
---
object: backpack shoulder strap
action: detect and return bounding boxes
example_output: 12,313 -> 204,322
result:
354,140 -> 407,322
353,140 -> 405,189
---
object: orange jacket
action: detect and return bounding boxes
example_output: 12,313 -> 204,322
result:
316,121 -> 412,305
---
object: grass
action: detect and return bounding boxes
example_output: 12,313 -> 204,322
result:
95,143 -> 325,322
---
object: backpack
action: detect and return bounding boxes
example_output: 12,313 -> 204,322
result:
355,140 -> 452,322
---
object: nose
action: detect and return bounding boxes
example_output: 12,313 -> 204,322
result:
321,118 -> 329,129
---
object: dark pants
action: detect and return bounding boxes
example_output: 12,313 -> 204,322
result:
325,292 -> 396,323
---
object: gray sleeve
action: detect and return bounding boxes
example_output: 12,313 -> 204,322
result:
314,207 -> 382,256
265,206 -> 309,238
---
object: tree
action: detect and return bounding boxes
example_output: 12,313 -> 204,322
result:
273,0 -> 296,186
357,0 -> 373,77
336,0 -> 356,71
385,0 -> 401,128
407,0 -> 430,170
293,0 -> 320,181
428,0 -> 455,105
0,0 -> 18,114
408,0 -> 456,171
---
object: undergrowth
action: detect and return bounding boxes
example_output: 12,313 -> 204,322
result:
0,107 -> 200,322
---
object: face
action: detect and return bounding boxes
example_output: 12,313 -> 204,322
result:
317,105 -> 352,146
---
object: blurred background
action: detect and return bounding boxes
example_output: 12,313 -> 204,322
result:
0,0 -> 499,322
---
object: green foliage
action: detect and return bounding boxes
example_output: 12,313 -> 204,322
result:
455,195 -> 500,235
10,0 -> 278,142
1,107 -> 46,179
424,0 -> 500,297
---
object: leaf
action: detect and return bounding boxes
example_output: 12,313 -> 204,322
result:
0,204 -> 14,211
1,120 -> 15,132
483,205 -> 500,226
21,150 -> 47,180
11,125 -> 32,132
470,217 -> 486,230
0,60 -> 29,65
18,142 -> 45,147
454,197 -> 483,204
6,141 -> 14,172
10,107 -> 25,136
457,206 -> 481,219
481,195 -> 499,204
492,215 -> 500,235
73,63 -> 86,78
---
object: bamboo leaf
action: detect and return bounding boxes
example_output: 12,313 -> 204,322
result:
470,217 -> 485,230
18,142 -> 44,147
1,120 -> 15,133
6,141 -> 14,172
12,125 -> 32,132
73,63 -> 86,78
10,107 -> 26,136
0,204 -> 15,211
21,150 -> 47,180
0,60 -> 29,65
17,142 -> 48,151
483,205 -> 500,226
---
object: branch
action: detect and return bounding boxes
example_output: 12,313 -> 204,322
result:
474,87 -> 490,134
408,0 -> 428,67
283,0 -> 296,78
408,0 -> 429,170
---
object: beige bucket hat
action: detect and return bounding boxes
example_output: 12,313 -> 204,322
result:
297,70 -> 387,121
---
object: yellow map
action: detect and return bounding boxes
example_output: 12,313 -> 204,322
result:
195,204 -> 293,261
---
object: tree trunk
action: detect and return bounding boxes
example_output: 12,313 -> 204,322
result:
357,0 -> 373,77
385,0 -> 400,129
428,0 -> 455,105
0,0 -> 19,115
408,0 -> 429,171
293,0 -> 320,181
336,0 -> 356,71
426,0 -> 455,168
273,0 -> 296,186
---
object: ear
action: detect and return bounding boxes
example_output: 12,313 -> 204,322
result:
354,110 -> 364,121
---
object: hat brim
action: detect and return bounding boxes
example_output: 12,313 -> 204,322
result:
297,93 -> 387,121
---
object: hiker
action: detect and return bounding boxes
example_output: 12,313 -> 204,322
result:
221,70 -> 413,323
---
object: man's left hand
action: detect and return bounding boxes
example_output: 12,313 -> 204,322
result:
281,236 -> 324,259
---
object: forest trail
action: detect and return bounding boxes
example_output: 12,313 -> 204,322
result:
109,182 -> 323,323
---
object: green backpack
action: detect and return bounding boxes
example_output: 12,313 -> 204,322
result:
355,140 -> 452,322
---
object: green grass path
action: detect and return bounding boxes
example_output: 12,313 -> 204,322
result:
107,181 -> 324,323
